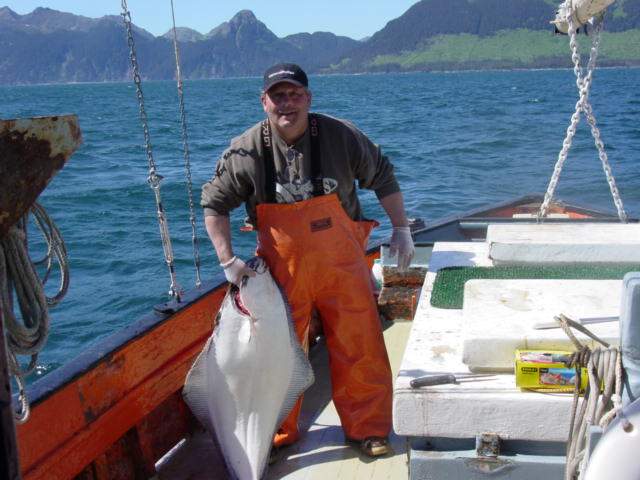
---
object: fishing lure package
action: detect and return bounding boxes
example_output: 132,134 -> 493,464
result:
515,350 -> 589,391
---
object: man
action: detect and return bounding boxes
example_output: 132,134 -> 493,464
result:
201,63 -> 414,457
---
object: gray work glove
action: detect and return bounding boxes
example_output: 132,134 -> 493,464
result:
389,226 -> 415,272
221,256 -> 256,286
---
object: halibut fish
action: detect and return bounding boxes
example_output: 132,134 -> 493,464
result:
183,257 -> 314,480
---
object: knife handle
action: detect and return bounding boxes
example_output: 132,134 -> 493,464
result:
410,374 -> 457,388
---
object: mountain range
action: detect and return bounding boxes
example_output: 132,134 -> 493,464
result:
1,0 -> 639,85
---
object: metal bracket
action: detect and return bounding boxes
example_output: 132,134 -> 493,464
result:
153,299 -> 182,315
466,433 -> 513,475
476,432 -> 500,457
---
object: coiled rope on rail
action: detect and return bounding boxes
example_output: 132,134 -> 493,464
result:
555,314 -> 625,480
0,203 -> 69,423
538,13 -> 627,222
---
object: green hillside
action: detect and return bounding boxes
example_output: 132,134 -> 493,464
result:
342,29 -> 640,72
330,0 -> 640,73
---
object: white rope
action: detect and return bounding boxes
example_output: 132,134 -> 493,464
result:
0,204 -> 68,423
30,202 -> 69,306
555,314 -> 624,480
538,13 -> 627,222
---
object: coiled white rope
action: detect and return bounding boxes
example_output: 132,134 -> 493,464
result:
538,13 -> 627,222
555,314 -> 624,480
0,203 -> 69,423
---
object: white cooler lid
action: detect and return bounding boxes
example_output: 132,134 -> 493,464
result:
462,279 -> 621,371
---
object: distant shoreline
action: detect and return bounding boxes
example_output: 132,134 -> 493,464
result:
2,64 -> 639,88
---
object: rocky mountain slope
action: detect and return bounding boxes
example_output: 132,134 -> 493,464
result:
0,7 -> 358,84
0,1 -> 638,84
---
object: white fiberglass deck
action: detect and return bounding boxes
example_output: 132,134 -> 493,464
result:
394,241 -> 588,442
156,321 -> 412,480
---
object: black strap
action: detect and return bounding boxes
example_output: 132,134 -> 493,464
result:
309,114 -> 324,197
261,120 -> 277,203
260,115 -> 324,203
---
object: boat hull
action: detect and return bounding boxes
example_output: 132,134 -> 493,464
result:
15,194 -> 635,479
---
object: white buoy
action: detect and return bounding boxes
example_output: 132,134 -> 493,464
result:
582,398 -> 640,479
551,0 -> 615,33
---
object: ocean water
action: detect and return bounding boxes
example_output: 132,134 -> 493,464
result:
2,68 -> 640,379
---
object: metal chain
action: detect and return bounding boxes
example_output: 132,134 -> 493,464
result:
121,0 -> 182,301
170,0 -> 202,288
538,14 -> 627,221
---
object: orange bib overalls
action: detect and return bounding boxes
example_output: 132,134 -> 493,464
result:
256,117 -> 392,446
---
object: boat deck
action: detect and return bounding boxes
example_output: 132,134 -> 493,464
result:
393,241 -> 576,441
156,321 -> 412,479
394,236 -> 632,442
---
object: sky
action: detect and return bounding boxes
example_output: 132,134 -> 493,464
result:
3,1 -> 420,40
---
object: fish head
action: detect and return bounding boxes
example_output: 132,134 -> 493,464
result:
236,257 -> 281,319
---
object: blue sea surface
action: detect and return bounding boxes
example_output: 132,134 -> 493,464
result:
2,68 -> 639,379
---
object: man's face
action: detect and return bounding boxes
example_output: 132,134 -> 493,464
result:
261,82 -> 312,141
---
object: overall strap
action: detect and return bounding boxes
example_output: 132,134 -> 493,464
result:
309,114 -> 324,197
260,115 -> 324,203
261,119 -> 277,203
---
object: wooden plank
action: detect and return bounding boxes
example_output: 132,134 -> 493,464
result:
135,391 -> 194,473
95,428 -> 150,480
74,463 -> 96,480
17,288 -> 225,479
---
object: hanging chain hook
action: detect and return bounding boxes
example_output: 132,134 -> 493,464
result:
538,11 -> 627,222
121,0 -> 183,301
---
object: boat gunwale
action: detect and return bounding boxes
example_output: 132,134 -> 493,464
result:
21,193 -> 634,408
24,275 -> 227,406
410,193 -> 635,239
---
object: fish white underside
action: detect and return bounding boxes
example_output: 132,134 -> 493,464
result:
183,259 -> 314,480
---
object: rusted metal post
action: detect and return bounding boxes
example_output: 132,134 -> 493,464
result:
0,306 -> 20,479
0,115 -> 81,237
0,115 -> 81,478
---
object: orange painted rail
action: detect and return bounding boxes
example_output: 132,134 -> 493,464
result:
17,285 -> 226,479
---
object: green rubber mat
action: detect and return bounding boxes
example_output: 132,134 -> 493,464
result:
431,265 -> 640,309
